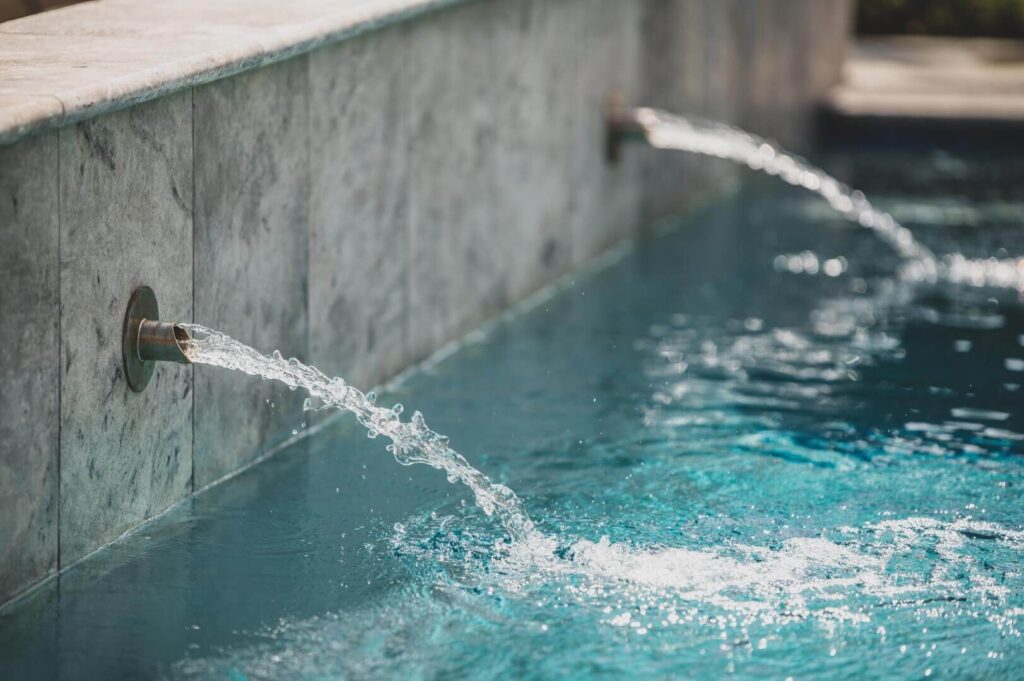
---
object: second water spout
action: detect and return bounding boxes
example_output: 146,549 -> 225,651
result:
608,106 -> 1024,292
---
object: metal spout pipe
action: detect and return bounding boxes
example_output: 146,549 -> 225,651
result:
122,286 -> 191,392
137,320 -> 191,364
605,95 -> 646,164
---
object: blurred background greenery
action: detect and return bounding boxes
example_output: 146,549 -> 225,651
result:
858,0 -> 1024,37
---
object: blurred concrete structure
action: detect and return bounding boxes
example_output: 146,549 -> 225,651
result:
823,36 -> 1024,142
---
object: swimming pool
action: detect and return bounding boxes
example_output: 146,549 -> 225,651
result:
2,147 -> 1023,680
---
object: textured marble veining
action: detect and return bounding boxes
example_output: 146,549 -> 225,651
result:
406,1 -> 508,361
0,132 -> 59,604
308,26 -> 410,389
568,0 -> 643,265
193,57 -> 311,488
58,92 -> 194,566
490,0 -> 578,296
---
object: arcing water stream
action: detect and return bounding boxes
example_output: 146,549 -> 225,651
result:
633,108 -> 1024,291
181,324 -> 538,543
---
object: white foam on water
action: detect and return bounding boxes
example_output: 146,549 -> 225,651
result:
169,513 -> 1024,679
390,513 -> 1024,639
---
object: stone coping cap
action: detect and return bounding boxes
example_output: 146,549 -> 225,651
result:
0,0 -> 465,145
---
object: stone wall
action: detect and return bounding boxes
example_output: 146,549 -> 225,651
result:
0,0 -> 851,605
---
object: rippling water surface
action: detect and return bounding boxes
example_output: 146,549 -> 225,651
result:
2,150 -> 1024,680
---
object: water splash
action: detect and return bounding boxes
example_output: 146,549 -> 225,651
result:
396,515 -> 1024,631
633,108 -> 1024,291
173,510 -> 1024,679
180,324 -> 537,543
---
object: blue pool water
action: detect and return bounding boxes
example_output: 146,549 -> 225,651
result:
3,149 -> 1024,679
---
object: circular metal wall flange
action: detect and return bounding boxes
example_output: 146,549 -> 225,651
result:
123,286 -> 159,392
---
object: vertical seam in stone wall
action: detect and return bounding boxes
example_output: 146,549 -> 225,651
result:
56,128 -> 62,573
304,54 -> 312,374
304,55 -> 312,364
573,0 -> 584,266
403,27 -> 412,369
703,5 -> 713,112
190,87 -> 196,495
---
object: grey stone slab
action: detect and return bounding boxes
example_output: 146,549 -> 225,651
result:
771,0 -> 811,146
701,0 -> 747,125
570,0 -> 643,265
58,91 -> 193,566
193,58 -> 311,488
405,2 -> 507,362
639,0 -> 682,113
735,0 -> 770,137
0,132 -> 59,603
739,0 -> 808,146
487,0 -> 577,300
639,0 -> 719,222
308,26 -> 410,390
697,0 -> 745,189
677,0 -> 735,204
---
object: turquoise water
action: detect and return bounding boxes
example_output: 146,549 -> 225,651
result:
3,151 -> 1024,679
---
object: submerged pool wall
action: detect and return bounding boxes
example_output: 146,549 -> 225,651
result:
0,0 -> 852,605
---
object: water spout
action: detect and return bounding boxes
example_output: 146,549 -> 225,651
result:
122,286 -> 191,392
605,96 -> 645,163
608,105 -> 1024,291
